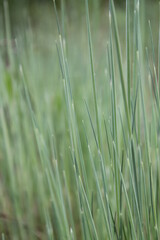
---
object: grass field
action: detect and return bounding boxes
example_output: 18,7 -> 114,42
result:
0,0 -> 160,239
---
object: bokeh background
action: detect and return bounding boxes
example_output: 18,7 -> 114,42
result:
0,0 -> 159,149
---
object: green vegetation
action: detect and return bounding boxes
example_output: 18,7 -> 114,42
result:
0,0 -> 160,239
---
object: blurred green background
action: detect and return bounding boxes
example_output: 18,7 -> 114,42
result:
0,0 -> 159,129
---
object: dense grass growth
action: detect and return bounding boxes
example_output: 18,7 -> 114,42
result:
0,0 -> 160,239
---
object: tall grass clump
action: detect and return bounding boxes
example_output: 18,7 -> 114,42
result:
0,0 -> 160,239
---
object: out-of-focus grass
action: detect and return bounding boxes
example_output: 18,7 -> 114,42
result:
0,0 -> 160,239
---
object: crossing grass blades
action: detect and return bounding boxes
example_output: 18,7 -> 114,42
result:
0,0 -> 160,239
